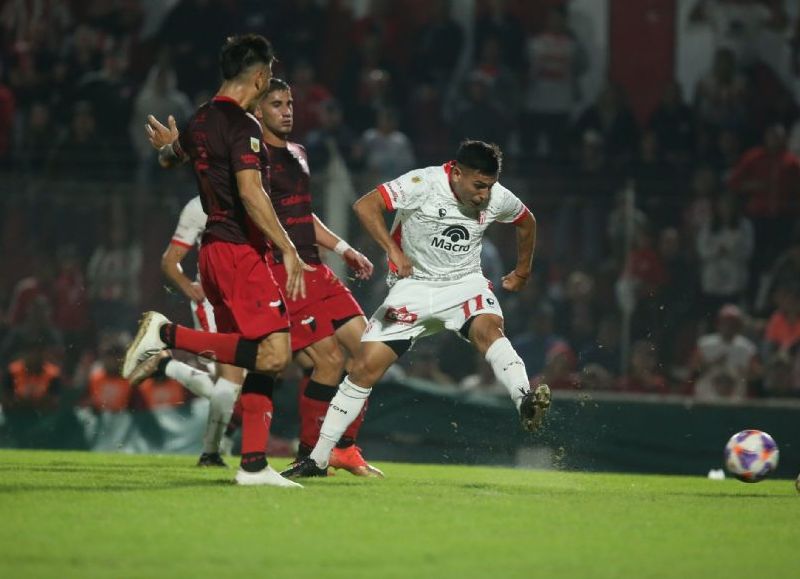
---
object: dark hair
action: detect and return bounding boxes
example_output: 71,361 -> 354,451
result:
455,140 -> 502,176
219,34 -> 275,80
268,77 -> 290,94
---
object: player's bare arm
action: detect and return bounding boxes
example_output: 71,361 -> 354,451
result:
353,189 -> 412,278
236,168 -> 312,299
161,243 -> 206,303
145,114 -> 185,168
501,210 -> 536,292
312,213 -> 374,280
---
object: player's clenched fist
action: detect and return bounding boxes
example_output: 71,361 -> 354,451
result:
388,247 -> 413,278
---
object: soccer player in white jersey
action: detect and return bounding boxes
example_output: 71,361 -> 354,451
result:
282,140 -> 551,478
155,195 -> 245,467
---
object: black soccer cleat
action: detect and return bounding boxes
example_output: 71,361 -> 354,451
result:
197,452 -> 228,468
519,383 -> 551,432
280,457 -> 328,479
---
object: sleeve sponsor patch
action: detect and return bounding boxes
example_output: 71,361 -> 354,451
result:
250,137 -> 260,152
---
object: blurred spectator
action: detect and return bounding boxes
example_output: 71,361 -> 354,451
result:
657,227 -> 698,369
460,358 -> 506,397
689,0 -> 789,74
474,0 -> 526,75
728,124 -> 800,269
160,0 -> 233,99
761,352 -> 798,397
136,376 -> 188,410
3,342 -> 61,411
0,63 -> 15,168
404,348 -> 456,386
681,165 -> 716,242
756,226 -> 800,314
86,222 -> 142,332
629,131 -> 676,222
129,61 -> 192,185
271,0 -> 325,72
409,0 -> 464,93
690,304 -> 757,401
50,246 -> 90,374
305,99 -> 365,172
84,342 -> 132,413
763,282 -> 800,359
573,84 -> 639,168
554,270 -> 598,353
1,296 -> 64,366
694,48 -> 747,132
523,6 -> 587,161
530,342 -> 580,390
449,71 -> 509,149
17,101 -> 52,173
289,60 -> 333,141
578,314 -> 623,378
47,101 -> 112,181
511,302 -> 564,377
472,34 -> 520,118
696,194 -> 753,319
606,184 -> 649,267
647,81 -> 694,167
557,130 -> 616,265
618,340 -> 669,394
361,107 -> 415,187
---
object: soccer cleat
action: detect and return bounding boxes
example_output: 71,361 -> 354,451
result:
127,351 -> 169,387
280,457 -> 329,479
197,452 -> 228,468
234,465 -> 303,488
330,445 -> 384,478
121,311 -> 169,379
519,383 -> 551,432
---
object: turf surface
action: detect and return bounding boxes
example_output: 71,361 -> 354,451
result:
0,450 -> 798,578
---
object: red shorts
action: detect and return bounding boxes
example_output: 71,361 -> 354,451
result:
270,263 -> 364,352
199,240 -> 289,339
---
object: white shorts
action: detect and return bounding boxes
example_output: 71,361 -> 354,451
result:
190,298 -> 217,333
362,273 -> 502,344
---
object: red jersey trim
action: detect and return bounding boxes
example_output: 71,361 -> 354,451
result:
377,184 -> 395,211
212,95 -> 241,106
388,222 -> 403,272
511,207 -> 531,225
443,161 -> 459,201
170,238 -> 193,249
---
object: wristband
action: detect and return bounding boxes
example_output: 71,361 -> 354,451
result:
333,240 -> 352,256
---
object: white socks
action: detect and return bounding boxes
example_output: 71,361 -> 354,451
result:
165,360 -> 214,399
202,377 -> 240,454
485,337 -> 530,410
309,376 -> 372,467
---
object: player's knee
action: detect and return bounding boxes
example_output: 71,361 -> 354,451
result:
255,343 -> 291,373
318,342 -> 345,374
349,357 -> 381,386
471,316 -> 506,354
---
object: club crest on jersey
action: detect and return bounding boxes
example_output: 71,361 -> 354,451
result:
250,137 -> 260,152
301,316 -> 317,333
384,306 -> 417,325
439,208 -> 446,218
431,225 -> 470,252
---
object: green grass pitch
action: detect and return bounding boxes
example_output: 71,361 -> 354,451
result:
0,450 -> 798,578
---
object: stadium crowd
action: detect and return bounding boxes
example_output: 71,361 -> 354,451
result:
2,0 -> 800,423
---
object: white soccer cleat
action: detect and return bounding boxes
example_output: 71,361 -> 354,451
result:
121,311 -> 170,379
234,466 -> 304,488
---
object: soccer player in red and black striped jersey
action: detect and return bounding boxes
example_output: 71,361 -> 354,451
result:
123,34 -> 310,487
254,78 -> 382,476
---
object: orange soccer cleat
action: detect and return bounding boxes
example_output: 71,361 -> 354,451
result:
329,445 -> 384,478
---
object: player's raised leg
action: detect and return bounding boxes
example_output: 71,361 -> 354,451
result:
467,313 -> 550,431
281,340 -> 402,478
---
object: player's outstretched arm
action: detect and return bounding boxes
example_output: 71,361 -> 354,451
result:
312,213 -> 374,280
353,189 -> 412,278
237,169 -> 313,299
501,210 -> 536,292
145,114 -> 185,168
161,243 -> 206,303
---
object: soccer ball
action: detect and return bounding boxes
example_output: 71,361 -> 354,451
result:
724,429 -> 779,483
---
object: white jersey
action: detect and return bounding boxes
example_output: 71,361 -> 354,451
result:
377,162 -> 528,283
171,196 -> 207,251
